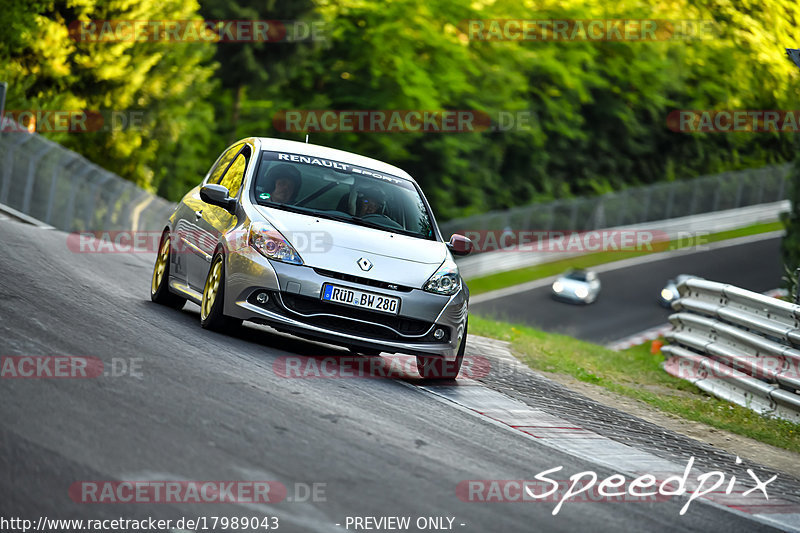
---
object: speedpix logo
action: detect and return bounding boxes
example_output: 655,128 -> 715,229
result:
457,456 -> 777,516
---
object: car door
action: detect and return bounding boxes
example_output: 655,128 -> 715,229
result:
190,145 -> 251,290
180,143 -> 243,291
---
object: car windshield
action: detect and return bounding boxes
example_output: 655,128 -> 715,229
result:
252,151 -> 435,240
565,271 -> 589,282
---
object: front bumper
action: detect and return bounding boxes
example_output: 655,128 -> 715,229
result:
551,290 -> 591,304
222,247 -> 468,361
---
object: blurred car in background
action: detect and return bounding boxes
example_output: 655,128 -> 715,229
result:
659,274 -> 703,307
551,269 -> 601,304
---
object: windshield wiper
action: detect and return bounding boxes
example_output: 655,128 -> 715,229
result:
349,217 -> 423,239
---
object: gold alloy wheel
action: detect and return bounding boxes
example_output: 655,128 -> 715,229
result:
201,258 -> 222,320
151,236 -> 170,295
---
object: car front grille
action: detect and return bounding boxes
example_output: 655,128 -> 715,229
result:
313,268 -> 414,292
274,292 -> 449,342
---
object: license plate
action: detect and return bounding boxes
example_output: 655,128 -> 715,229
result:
320,284 -> 400,315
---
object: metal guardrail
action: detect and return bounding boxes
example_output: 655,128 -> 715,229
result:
663,278 -> 800,423
0,124 -> 174,232
456,201 -> 787,279
441,164 -> 791,237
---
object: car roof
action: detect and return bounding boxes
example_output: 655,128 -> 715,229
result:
249,137 -> 416,184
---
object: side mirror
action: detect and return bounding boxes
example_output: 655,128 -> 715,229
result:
447,234 -> 473,256
200,184 -> 237,214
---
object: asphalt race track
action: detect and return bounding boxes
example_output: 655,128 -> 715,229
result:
0,219 -> 791,532
471,236 -> 783,345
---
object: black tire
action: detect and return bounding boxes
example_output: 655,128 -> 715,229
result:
200,252 -> 243,331
150,230 -> 186,310
416,320 -> 467,380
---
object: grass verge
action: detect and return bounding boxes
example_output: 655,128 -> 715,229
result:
467,220 -> 783,295
469,315 -> 800,454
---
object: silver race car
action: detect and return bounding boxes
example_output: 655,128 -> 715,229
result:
150,138 -> 473,378
551,269 -> 601,304
659,274 -> 702,307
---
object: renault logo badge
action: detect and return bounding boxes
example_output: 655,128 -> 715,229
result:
358,258 -> 373,271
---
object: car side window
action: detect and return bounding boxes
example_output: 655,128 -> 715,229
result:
218,150 -> 249,198
206,143 -> 244,186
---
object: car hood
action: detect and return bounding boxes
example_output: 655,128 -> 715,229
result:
556,278 -> 591,294
254,206 -> 447,286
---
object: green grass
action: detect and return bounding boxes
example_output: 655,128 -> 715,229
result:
469,315 -> 800,453
467,221 -> 783,295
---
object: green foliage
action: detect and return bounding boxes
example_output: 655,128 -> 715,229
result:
468,315 -> 800,453
0,0 -> 217,196
2,0 -> 800,219
237,0 -> 800,219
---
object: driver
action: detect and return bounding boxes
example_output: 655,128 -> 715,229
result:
355,186 -> 386,217
261,164 -> 301,204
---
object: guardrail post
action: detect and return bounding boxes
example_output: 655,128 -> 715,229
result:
688,180 -> 699,215
712,175 -> 722,211
0,133 -> 33,204
778,170 -> 787,201
795,268 -> 800,305
755,169 -> 765,205
102,179 -> 127,230
665,184 -> 675,219
641,186 -> 653,223
734,172 -> 744,207
591,199 -> 606,229
44,152 -> 75,224
21,143 -> 53,214
545,202 -> 555,231
63,165 -> 94,230
568,200 -> 578,230
83,171 -> 114,229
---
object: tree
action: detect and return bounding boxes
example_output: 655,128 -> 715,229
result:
0,0 -> 218,196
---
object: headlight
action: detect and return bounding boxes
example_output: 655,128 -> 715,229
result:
575,286 -> 589,299
249,222 -> 303,265
552,281 -> 564,293
423,257 -> 461,296
661,288 -> 675,301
